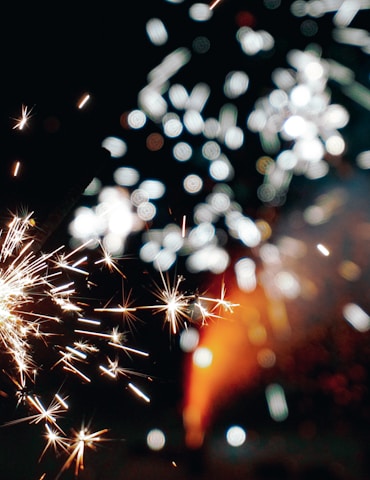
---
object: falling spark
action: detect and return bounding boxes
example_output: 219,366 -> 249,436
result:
317,243 -> 330,256
128,381 -> 150,403
12,104 -> 33,130
77,93 -> 90,109
181,215 -> 187,238
209,0 -> 222,10
12,161 -> 21,177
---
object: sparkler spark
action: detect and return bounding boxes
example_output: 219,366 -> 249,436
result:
12,104 -> 34,130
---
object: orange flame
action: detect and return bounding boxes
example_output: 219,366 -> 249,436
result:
182,274 -> 288,449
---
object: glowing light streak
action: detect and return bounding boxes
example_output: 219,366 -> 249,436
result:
77,93 -> 90,109
317,243 -> 330,256
209,0 -> 223,10
128,382 -> 150,403
12,161 -> 21,177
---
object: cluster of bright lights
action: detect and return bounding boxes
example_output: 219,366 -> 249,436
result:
0,208 -> 240,477
68,0 -> 370,285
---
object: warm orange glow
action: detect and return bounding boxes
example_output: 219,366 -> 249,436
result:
182,275 -> 275,448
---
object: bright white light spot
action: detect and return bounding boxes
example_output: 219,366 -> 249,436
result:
186,245 -> 229,274
83,177 -> 102,196
283,115 -> 306,138
265,383 -> 289,421
139,179 -> 166,199
356,150 -> 370,169
114,167 -> 140,187
183,174 -> 203,194
163,116 -> 183,137
179,327 -> 199,352
290,84 -> 311,107
224,126 -> 244,150
183,109 -> 204,135
173,141 -> 193,162
152,248 -> 176,271
140,241 -> 161,263
169,84 -> 189,109
276,150 -> 297,170
147,429 -> 166,451
131,189 -> 149,207
193,347 -> 213,368
146,18 -> 168,46
224,71 -> 249,99
317,243 -> 330,256
294,138 -> 324,162
101,136 -> 127,158
127,109 -> 147,129
209,158 -> 233,181
226,426 -> 247,447
137,201 -> 157,221
274,271 -> 301,299
203,118 -> 221,138
235,257 -> 256,292
202,140 -> 221,160
189,3 -> 213,21
325,134 -> 345,155
343,303 -> 370,332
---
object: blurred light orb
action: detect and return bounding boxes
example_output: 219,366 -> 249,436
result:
189,3 -> 213,21
202,140 -> 221,160
290,84 -> 311,107
356,150 -> 370,169
127,109 -> 147,129
103,232 -> 125,255
186,245 -> 229,274
146,132 -> 165,151
114,166 -> 140,187
304,159 -> 329,179
209,157 -> 233,181
257,348 -> 277,368
153,248 -> 176,271
137,201 -> 157,221
139,179 -> 166,200
101,136 -> 127,158
84,177 -> 102,196
282,115 -> 306,138
235,257 -> 257,292
193,347 -> 213,368
224,125 -> 244,150
325,134 -> 345,156
183,109 -> 204,135
147,429 -> 166,451
179,327 -> 199,352
169,84 -> 189,109
131,189 -> 149,207
163,116 -> 183,138
343,303 -> 370,332
192,35 -> 211,54
146,18 -> 168,46
140,241 -> 161,263
183,174 -> 203,194
224,71 -> 249,99
226,425 -> 247,447
203,118 -> 221,138
173,141 -> 192,161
